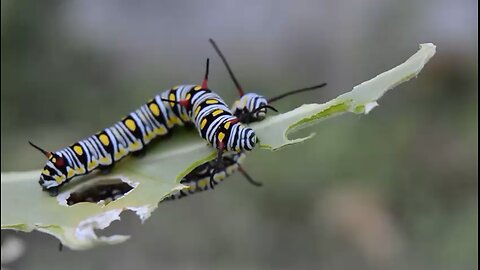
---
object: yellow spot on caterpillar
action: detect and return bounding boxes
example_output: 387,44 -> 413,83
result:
129,141 -> 142,151
195,106 -> 201,116
171,116 -> 182,125
218,132 -> 225,142
224,121 -> 231,129
194,86 -> 202,90
114,151 -> 124,161
99,134 -> 110,146
51,157 -> 56,163
188,184 -> 196,191
149,103 -> 160,116
54,176 -> 63,183
42,169 -> 50,175
88,160 -> 98,170
114,147 -> 128,160
197,179 -> 208,189
156,126 -> 168,135
76,166 -> 86,174
99,157 -> 111,164
206,99 -> 218,104
125,119 -> 136,131
180,112 -> 189,121
169,93 -> 176,102
73,145 -> 83,155
212,109 -> 223,116
67,168 -> 75,178
186,93 -> 191,100
143,134 -> 151,142
200,119 -> 208,129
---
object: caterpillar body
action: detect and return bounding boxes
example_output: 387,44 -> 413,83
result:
30,60 -> 257,196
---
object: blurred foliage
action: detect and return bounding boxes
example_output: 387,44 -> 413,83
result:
1,0 -> 477,270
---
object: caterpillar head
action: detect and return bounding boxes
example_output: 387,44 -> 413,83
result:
247,129 -> 258,151
29,141 -> 67,195
232,93 -> 269,122
240,127 -> 257,151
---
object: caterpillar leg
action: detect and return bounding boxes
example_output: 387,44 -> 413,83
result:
131,149 -> 146,158
238,105 -> 278,124
46,186 -> 59,197
209,172 -> 217,190
99,164 -> 114,174
238,165 -> 263,187
210,141 -> 226,189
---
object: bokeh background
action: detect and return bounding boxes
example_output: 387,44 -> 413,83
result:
1,0 -> 477,269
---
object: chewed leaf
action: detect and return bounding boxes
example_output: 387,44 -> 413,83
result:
253,43 -> 436,150
0,43 -> 436,250
1,132 -> 213,250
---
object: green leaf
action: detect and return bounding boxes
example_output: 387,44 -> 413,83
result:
1,43 -> 436,250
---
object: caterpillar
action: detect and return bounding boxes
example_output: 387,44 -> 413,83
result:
159,40 -> 328,202
30,58 -> 264,196
161,151 -> 261,202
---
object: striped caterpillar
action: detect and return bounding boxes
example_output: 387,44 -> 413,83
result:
30,59 -> 268,196
30,39 -> 326,198
162,39 -> 327,201
162,151 -> 262,202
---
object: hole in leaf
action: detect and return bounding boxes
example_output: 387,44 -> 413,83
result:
66,178 -> 134,206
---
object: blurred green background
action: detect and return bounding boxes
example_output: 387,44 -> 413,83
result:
1,0 -> 477,269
